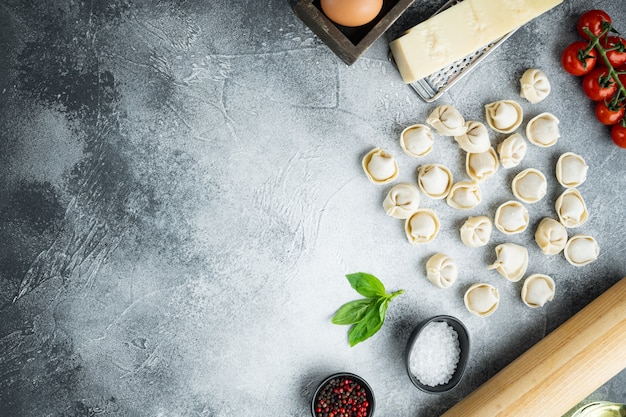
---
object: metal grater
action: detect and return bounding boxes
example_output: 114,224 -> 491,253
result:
395,0 -> 518,102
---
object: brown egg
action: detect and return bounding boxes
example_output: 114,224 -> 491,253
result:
320,0 -> 383,27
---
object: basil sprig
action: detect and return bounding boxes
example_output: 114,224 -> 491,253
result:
332,272 -> 404,347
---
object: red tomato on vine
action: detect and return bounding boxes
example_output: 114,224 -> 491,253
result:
611,123 -> 626,148
596,101 -> 625,125
582,67 -> 617,101
600,36 -> 626,68
562,41 -> 597,76
577,9 -> 612,40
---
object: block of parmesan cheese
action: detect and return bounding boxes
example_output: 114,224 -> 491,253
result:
389,0 -> 563,84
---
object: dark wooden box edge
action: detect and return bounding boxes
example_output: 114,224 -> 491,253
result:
293,0 -> 415,65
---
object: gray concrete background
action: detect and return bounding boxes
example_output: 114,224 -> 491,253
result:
0,0 -> 625,416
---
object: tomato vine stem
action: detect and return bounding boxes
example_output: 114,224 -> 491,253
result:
583,27 -> 626,106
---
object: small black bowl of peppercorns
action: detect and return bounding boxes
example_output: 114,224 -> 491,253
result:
311,372 -> 375,417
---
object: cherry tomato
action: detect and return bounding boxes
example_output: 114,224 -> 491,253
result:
598,36 -> 626,68
582,67 -> 617,101
577,9 -> 612,40
595,101 -> 625,125
611,123 -> 626,148
562,41 -> 597,76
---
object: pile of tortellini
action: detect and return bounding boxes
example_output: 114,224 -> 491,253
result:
361,69 -> 599,317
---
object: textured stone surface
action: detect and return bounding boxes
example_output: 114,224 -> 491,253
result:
0,0 -> 624,416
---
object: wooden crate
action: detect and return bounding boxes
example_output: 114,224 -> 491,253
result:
293,0 -> 415,65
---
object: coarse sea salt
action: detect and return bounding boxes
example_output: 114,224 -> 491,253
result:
409,321 -> 460,387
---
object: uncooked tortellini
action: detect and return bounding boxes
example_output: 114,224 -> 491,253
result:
564,235 -> 599,266
526,112 -> 560,147
446,181 -> 482,210
454,121 -> 491,153
362,148 -> 399,184
405,209 -> 440,244
555,188 -> 588,228
426,254 -> 458,289
497,133 -> 527,169
534,217 -> 568,255
417,164 -> 453,199
400,124 -> 434,157
460,216 -> 492,248
426,104 -> 467,136
488,243 -> 528,282
521,274 -> 555,308
511,168 -> 547,203
519,68 -> 551,104
556,152 -> 588,188
494,200 -> 529,234
466,148 -> 499,182
485,100 -> 523,134
383,183 -> 420,219
464,283 -> 499,317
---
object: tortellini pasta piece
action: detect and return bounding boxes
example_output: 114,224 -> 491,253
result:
485,100 -> 523,134
464,283 -> 499,317
534,217 -> 568,255
426,104 -> 468,136
460,216 -> 493,248
487,243 -> 528,282
521,274 -> 555,308
405,209 -> 440,244
494,200 -> 529,234
426,253 -> 458,289
556,152 -> 588,188
466,147 -> 499,182
526,112 -> 560,147
519,68 -> 551,104
417,164 -> 453,199
555,188 -> 588,228
400,124 -> 434,157
383,183 -> 420,219
362,148 -> 399,184
564,235 -> 599,266
454,121 -> 491,153
446,181 -> 482,210
497,133 -> 527,169
511,168 -> 547,203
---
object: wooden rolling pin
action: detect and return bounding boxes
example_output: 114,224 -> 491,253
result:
441,276 -> 626,417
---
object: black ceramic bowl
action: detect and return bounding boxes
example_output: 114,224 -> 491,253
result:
404,315 -> 470,393
311,372 -> 375,417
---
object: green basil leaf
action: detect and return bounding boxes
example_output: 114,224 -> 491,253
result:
385,289 -> 404,302
333,271 -> 404,347
378,298 -> 389,321
346,272 -> 386,298
348,299 -> 385,347
331,299 -> 373,325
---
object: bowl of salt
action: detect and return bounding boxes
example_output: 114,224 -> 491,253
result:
404,315 -> 470,393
